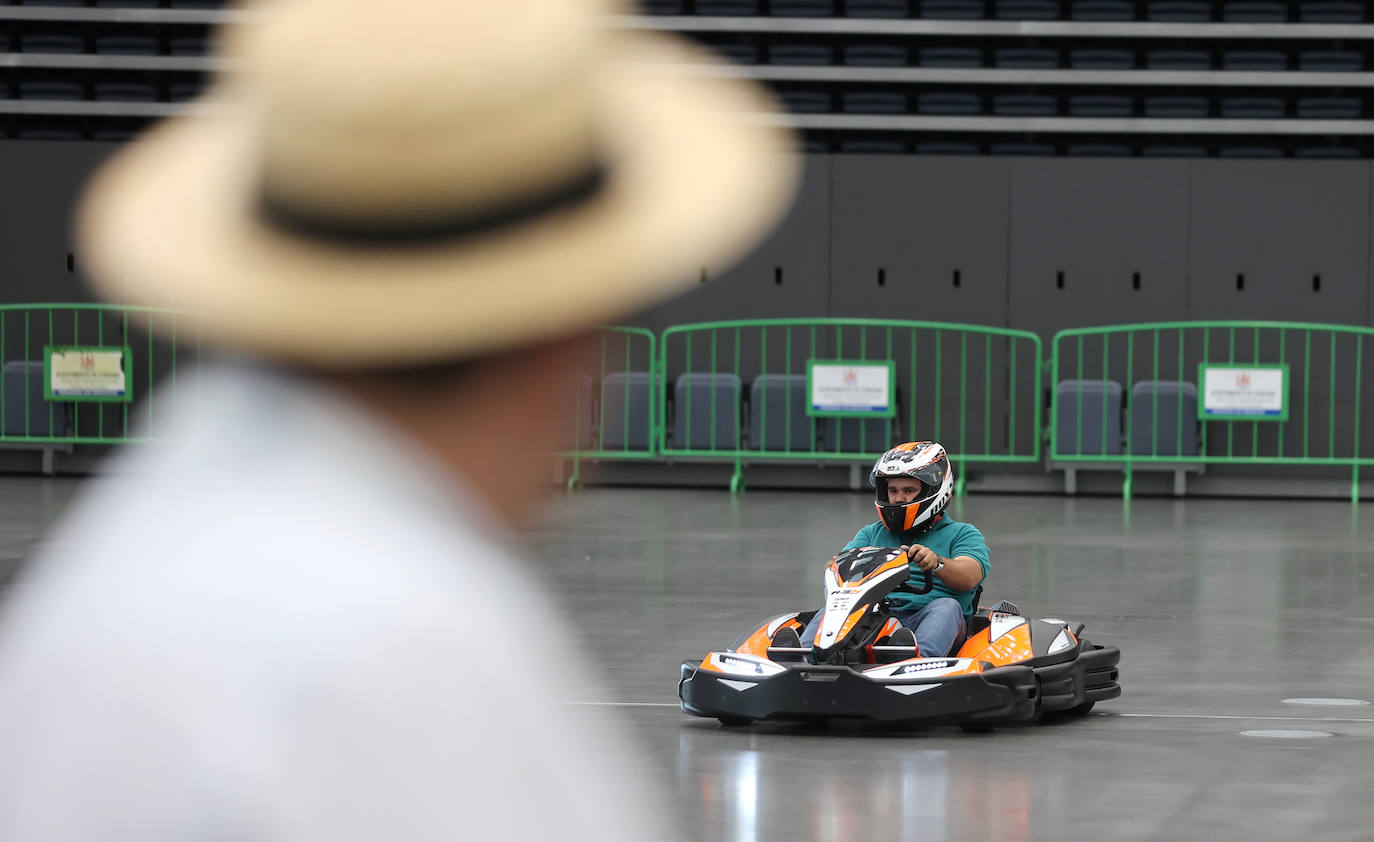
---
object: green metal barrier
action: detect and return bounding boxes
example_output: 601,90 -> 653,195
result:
0,303 -> 200,447
563,326 -> 658,491
659,318 -> 1043,491
1050,321 -> 1374,501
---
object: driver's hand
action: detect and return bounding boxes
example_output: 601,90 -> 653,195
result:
907,544 -> 940,572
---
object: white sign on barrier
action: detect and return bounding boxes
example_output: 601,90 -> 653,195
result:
1199,364 -> 1287,421
807,360 -> 895,418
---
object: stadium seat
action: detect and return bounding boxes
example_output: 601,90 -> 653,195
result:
19,34 -> 85,53
770,0 -> 836,15
841,91 -> 909,113
1130,381 -> 1198,457
842,45 -> 910,66
1145,50 -> 1211,69
673,373 -> 741,450
918,0 -> 985,18
778,90 -> 833,112
1066,144 -> 1132,157
1141,145 -> 1208,157
845,0 -> 911,16
91,129 -> 141,142
1069,48 -> 1134,69
767,44 -> 835,64
640,0 -> 688,12
918,47 -> 983,67
1297,50 -> 1362,71
834,417 -> 892,454
16,0 -> 82,5
16,129 -> 83,140
1055,380 -> 1123,456
18,81 -> 84,100
993,0 -> 1060,18
916,91 -> 983,113
599,372 -> 660,451
993,47 -> 1059,68
711,43 -> 761,64
1221,1 -> 1286,21
1296,97 -> 1362,118
1068,94 -> 1133,116
801,137 -> 833,153
1,362 -> 71,437
993,93 -> 1057,115
1069,0 -> 1133,19
1217,145 -> 1284,158
915,140 -> 981,154
1219,96 -> 1284,118
1143,95 -> 1209,117
94,36 -> 160,55
1145,2 -> 1210,21
1221,50 -> 1286,70
93,82 -> 159,102
168,36 -> 211,56
749,375 -> 822,452
694,0 -> 761,14
166,83 -> 203,102
94,0 -> 159,6
989,142 -> 1056,155
1298,1 -> 1363,21
1294,146 -> 1360,159
838,138 -> 908,153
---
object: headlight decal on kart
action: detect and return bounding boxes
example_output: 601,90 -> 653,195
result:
865,658 -> 973,679
1047,628 -> 1076,655
708,652 -> 787,678
989,613 -> 1028,643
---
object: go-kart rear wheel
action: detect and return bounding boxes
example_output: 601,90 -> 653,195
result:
717,715 -> 754,727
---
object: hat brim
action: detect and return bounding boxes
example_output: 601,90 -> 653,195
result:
75,34 -> 798,368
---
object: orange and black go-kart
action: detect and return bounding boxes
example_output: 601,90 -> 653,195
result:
679,546 -> 1121,732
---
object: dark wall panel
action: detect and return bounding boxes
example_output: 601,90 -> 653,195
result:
1008,160 -> 1191,339
828,155 -> 1010,326
1187,161 -> 1370,326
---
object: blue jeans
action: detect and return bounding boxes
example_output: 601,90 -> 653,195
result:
800,597 -> 967,657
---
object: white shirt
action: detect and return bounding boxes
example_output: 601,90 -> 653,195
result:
0,362 -> 672,842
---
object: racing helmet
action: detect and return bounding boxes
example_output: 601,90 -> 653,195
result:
870,441 -> 954,536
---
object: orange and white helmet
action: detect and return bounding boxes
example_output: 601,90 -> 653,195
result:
870,441 -> 954,535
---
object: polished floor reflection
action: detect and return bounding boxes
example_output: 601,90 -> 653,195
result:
2,478 -> 1371,840
530,488 -> 1374,842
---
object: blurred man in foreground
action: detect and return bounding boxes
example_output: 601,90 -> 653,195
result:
0,0 -> 796,838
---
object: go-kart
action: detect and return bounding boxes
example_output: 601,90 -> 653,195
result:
679,546 -> 1121,731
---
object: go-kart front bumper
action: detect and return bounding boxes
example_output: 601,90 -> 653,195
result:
679,659 -> 1039,725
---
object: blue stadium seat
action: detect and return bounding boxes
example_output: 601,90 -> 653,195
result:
93,82 -> 159,102
838,137 -> 908,153
766,44 -> 835,64
989,142 -> 1056,155
841,91 -> 909,113
992,93 -> 1057,115
916,91 -> 983,114
1068,94 -> 1133,116
1146,2 -> 1210,21
1221,50 -> 1286,70
94,36 -> 160,55
918,47 -> 982,67
712,43 -> 761,64
1222,1 -> 1286,21
695,0 -> 761,14
1,362 -> 71,437
1141,145 -> 1207,157
1219,96 -> 1284,118
845,0 -> 911,16
779,90 -> 833,112
19,34 -> 85,53
1069,48 -> 1134,69
1297,50 -> 1362,71
1299,2 -> 1363,21
18,81 -> 84,100
1069,0 -> 1133,19
1145,50 -> 1211,69
1296,97 -> 1362,118
1143,95 -> 1209,117
600,372 -> 660,451
1055,380 -> 1122,456
834,417 -> 892,454
1066,144 -> 1132,157
168,36 -> 210,56
673,373 -> 741,450
918,0 -> 985,18
843,45 -> 909,66
994,0 -> 1060,18
770,0 -> 836,14
1130,381 -> 1198,457
993,47 -> 1059,68
749,374 -> 822,452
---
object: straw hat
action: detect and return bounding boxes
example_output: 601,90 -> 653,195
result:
75,0 -> 798,367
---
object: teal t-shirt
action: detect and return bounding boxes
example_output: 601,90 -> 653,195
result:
841,516 -> 990,615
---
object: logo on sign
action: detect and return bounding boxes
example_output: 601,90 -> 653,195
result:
1236,372 -> 1251,387
80,354 -> 95,369
843,369 -> 858,385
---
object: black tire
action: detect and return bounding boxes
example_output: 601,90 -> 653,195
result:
960,721 -> 995,734
717,715 -> 753,727
1072,701 -> 1095,716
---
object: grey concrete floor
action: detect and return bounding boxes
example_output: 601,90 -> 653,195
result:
3,478 -> 1372,840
